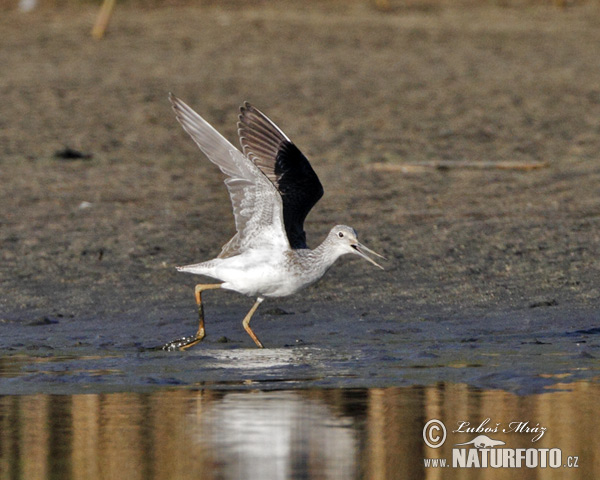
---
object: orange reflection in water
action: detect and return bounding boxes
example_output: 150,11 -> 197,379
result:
0,382 -> 598,480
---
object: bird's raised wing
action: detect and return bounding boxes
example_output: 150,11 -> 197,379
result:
169,94 -> 289,257
237,103 -> 324,249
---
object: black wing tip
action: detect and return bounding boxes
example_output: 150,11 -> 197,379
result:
240,102 -> 273,123
168,92 -> 185,115
238,102 -> 250,127
239,101 -> 254,118
238,102 -> 267,137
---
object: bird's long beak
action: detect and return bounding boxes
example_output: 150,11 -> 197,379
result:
351,242 -> 385,270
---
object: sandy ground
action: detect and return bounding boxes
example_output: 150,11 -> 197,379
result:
1,1 -> 600,393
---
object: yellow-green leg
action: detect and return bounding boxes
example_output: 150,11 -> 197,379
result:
242,297 -> 265,348
163,284 -> 222,351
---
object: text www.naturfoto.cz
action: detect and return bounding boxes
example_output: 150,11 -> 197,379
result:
423,458 -> 447,468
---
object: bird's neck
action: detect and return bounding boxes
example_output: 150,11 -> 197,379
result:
311,237 -> 344,273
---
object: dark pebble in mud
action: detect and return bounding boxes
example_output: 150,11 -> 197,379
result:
261,308 -> 294,316
27,317 -> 59,326
529,299 -> 558,308
53,147 -> 93,160
521,339 -> 551,345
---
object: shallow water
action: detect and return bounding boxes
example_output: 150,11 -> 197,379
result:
2,304 -> 599,395
1,383 -> 598,480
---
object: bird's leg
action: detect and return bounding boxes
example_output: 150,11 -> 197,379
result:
162,284 -> 222,351
242,297 -> 265,348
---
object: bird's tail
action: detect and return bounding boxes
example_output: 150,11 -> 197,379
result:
175,261 -> 217,276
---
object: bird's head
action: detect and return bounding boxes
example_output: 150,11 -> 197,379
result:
328,225 -> 385,269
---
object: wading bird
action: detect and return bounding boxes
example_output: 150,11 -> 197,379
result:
165,94 -> 384,350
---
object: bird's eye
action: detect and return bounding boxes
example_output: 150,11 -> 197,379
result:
338,232 -> 344,238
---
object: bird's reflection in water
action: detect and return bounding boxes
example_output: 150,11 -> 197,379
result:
194,391 -> 357,480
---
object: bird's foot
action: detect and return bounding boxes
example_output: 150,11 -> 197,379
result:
161,334 -> 204,351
